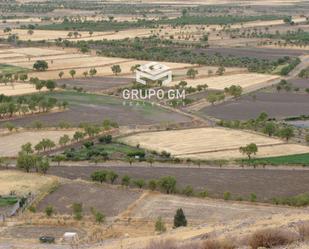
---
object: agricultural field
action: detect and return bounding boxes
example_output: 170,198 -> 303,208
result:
199,91 -> 309,120
2,0 -> 309,248
0,130 -> 77,157
202,46 -> 308,60
37,181 -> 142,216
120,127 -> 309,159
242,153 -> 309,165
181,73 -> 280,92
0,170 -> 58,196
0,91 -> 191,127
56,76 -> 133,92
0,83 -> 46,96
48,165 -> 309,201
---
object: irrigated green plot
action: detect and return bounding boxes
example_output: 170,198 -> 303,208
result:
0,64 -> 29,74
0,196 -> 18,207
241,153 -> 309,166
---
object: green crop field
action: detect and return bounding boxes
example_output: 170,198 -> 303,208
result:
0,64 -> 29,75
241,153 -> 309,166
0,196 -> 18,207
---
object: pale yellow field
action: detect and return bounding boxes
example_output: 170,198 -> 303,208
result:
0,83 -> 47,96
181,73 -> 279,91
74,29 -> 152,41
0,130 -> 76,157
0,52 -> 25,59
173,66 -> 246,79
0,170 -> 58,196
2,17 -> 42,23
12,56 -> 131,70
2,47 -> 66,57
182,144 -> 309,160
0,28 -> 152,42
120,127 -> 309,159
2,53 -> 90,64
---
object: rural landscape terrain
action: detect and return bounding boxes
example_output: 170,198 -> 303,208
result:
1,0 -> 309,248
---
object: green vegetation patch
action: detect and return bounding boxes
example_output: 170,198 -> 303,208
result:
62,142 -> 146,161
240,153 -> 309,166
0,64 -> 29,75
0,196 -> 18,207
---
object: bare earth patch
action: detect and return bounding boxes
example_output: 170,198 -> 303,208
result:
37,181 -> 142,217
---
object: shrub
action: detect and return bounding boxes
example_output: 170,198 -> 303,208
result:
121,175 -> 131,186
28,205 -> 36,213
272,193 -> 309,207
249,228 -> 296,249
83,141 -> 94,148
159,176 -> 177,194
198,189 -> 209,198
72,202 -> 83,220
45,205 -> 54,217
91,170 -> 108,183
95,211 -> 105,223
155,217 -> 167,233
250,193 -> 257,202
107,170 -> 118,184
174,208 -> 187,228
182,185 -> 194,196
148,179 -> 157,191
98,135 -> 112,144
133,179 -> 146,189
223,192 -> 231,200
161,151 -> 171,158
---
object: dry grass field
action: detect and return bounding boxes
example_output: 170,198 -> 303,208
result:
183,143 -> 309,160
182,73 -> 280,92
0,83 -> 47,96
1,47 -> 66,57
2,18 -> 42,23
0,130 -> 77,157
0,170 -> 58,196
120,127 -> 309,159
